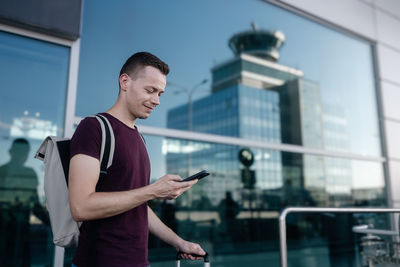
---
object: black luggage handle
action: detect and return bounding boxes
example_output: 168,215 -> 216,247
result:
176,251 -> 209,262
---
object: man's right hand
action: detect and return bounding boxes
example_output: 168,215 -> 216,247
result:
150,174 -> 197,200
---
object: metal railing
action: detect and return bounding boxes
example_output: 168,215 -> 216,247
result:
279,207 -> 400,267
353,224 -> 398,236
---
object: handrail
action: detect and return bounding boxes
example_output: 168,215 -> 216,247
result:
352,225 -> 398,236
279,207 -> 400,267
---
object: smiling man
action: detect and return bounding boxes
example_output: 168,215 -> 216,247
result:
68,52 -> 205,267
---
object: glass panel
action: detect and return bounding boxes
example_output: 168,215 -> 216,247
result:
76,0 -> 381,157
145,136 -> 387,266
0,30 -> 70,266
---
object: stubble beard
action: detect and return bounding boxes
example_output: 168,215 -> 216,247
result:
136,109 -> 151,120
128,104 -> 150,120
138,114 -> 149,119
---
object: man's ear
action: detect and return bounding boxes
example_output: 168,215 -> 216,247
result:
119,73 -> 130,91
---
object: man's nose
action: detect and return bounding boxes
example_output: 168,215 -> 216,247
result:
151,95 -> 160,106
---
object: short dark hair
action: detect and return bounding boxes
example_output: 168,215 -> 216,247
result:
10,138 -> 30,151
13,138 -> 29,147
119,52 -> 169,80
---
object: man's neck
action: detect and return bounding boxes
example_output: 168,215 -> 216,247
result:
106,105 -> 137,129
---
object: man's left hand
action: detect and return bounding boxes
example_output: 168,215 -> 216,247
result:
176,240 -> 206,260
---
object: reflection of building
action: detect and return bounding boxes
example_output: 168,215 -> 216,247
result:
167,93 -> 282,206
352,188 -> 385,205
10,116 -> 58,140
167,26 -> 351,207
272,78 -> 326,204
323,105 -> 353,206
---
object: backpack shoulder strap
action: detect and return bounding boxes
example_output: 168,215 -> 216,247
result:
93,114 -> 115,180
139,133 -> 146,145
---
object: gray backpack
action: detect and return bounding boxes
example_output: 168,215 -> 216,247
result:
34,114 -> 115,247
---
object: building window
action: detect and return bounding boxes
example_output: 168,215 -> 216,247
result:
0,30 -> 70,266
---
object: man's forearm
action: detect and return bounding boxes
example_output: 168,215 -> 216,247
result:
70,186 -> 155,221
148,206 -> 182,248
148,206 -> 206,258
69,154 -> 197,222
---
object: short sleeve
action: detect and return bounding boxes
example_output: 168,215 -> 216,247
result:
70,117 -> 101,161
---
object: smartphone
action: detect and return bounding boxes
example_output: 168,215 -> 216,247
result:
180,170 -> 210,182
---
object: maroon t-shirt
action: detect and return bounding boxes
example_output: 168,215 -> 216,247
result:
70,113 -> 150,267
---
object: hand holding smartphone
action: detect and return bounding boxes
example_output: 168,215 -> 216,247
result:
180,170 -> 210,182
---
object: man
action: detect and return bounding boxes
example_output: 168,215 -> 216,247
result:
68,52 -> 205,267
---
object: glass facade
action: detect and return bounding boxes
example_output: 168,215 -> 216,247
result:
147,136 -> 386,267
76,0 -> 381,157
0,30 -> 70,266
74,0 -> 385,266
0,0 -> 389,266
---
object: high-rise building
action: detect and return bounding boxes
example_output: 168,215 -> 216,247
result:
166,26 -> 344,207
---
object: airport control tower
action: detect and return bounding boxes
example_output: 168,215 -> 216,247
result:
166,24 -> 350,207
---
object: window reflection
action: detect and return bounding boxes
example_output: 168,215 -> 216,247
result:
0,138 -> 50,266
0,30 -> 69,266
78,0 -> 381,157
166,27 -> 366,161
75,0 -> 386,266
148,136 -> 387,266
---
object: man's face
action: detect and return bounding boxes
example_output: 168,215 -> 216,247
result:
121,66 -> 166,120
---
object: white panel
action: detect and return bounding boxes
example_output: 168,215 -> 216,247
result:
64,38 -> 81,138
279,0 -> 377,40
388,160 -> 400,203
377,45 -> 400,84
360,0 -> 373,4
376,9 -> 400,50
138,124 -> 385,162
381,81 -> 400,120
385,120 -> 400,159
393,200 -> 400,208
373,0 -> 400,17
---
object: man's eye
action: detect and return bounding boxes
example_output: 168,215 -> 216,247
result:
146,88 -> 154,93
